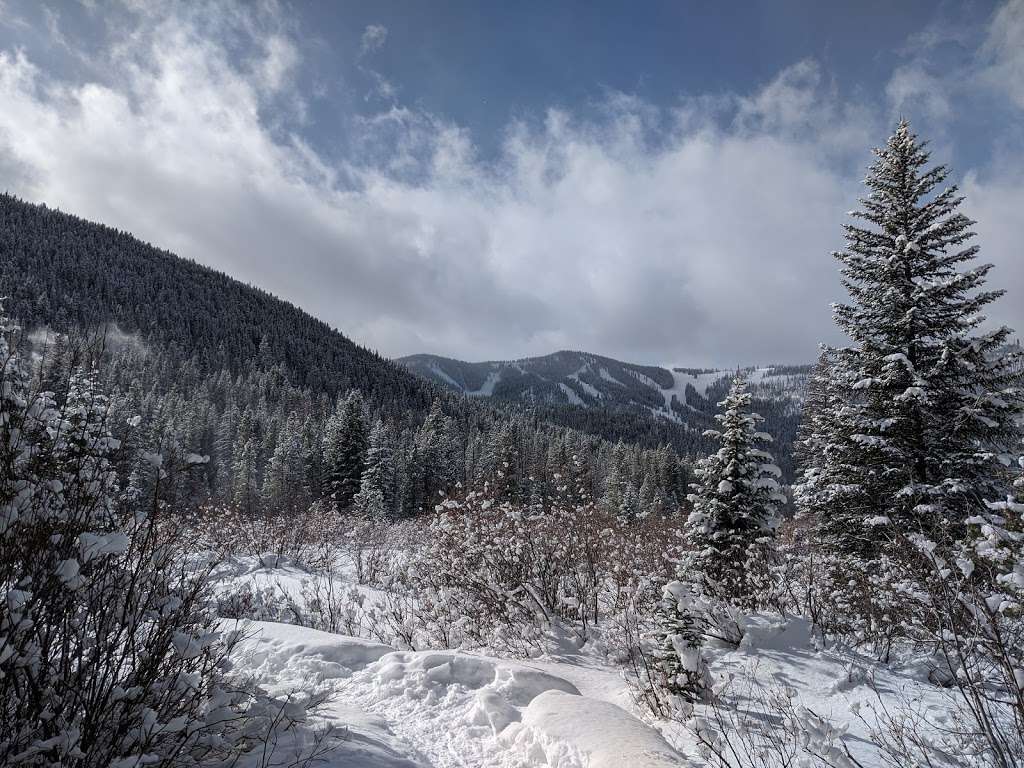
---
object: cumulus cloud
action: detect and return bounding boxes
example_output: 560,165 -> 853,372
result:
0,0 -> 1020,369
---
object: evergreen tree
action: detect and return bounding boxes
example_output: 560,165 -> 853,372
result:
414,399 -> 457,509
354,419 -> 396,518
638,471 -> 659,519
686,375 -> 784,602
650,581 -> 709,706
797,120 -> 1023,556
261,413 -> 306,513
792,349 -> 852,534
214,399 -> 240,498
601,442 -> 630,514
231,409 -> 260,514
485,421 -> 520,502
323,390 -> 369,512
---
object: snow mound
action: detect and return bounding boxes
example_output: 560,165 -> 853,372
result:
737,614 -> 813,653
512,689 -> 692,768
233,622 -> 427,767
345,648 -> 692,767
236,620 -> 394,690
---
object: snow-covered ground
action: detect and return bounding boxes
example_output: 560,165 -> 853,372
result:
216,556 -> 958,768
233,619 -> 690,767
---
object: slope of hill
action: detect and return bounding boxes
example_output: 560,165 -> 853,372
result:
0,193 -> 436,412
0,194 -> 706,486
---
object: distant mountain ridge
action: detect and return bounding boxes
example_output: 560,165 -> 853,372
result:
398,351 -> 811,479
398,351 -> 810,420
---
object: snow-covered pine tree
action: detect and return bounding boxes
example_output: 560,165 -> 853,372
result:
600,441 -> 630,514
261,412 -> 307,513
413,399 -> 458,509
214,398 -> 240,498
792,348 -> 856,537
484,420 -> 521,502
231,409 -> 260,514
798,120 -> 1023,557
323,389 -> 368,512
353,418 -> 396,519
649,581 -> 710,707
638,471 -> 660,519
686,374 -> 785,603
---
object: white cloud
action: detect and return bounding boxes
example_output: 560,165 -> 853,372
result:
978,0 -> 1024,108
886,63 -> 951,121
963,165 -> 1024,337
360,23 -> 387,56
0,1 -> 1020,368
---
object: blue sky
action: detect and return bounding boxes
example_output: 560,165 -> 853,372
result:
0,0 -> 1022,366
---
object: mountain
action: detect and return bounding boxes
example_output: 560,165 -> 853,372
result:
0,193 -> 707,518
399,351 -> 811,478
0,193 -> 441,414
399,351 -> 809,420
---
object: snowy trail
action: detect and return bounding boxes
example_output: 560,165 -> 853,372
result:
220,562 -> 959,768
236,621 -> 694,768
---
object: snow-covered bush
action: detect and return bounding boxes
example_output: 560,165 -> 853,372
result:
298,571 -> 373,638
215,580 -> 299,624
867,494 -> 1022,764
407,487 -> 678,656
0,317 -> 325,767
189,505 -> 327,568
339,508 -> 391,585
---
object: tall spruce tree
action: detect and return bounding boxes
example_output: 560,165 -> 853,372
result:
685,375 -> 785,602
323,389 -> 368,512
354,419 -> 396,518
231,409 -> 260,514
797,120 -> 1022,557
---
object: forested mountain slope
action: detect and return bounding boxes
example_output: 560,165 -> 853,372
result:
0,193 -> 434,412
401,351 -> 808,415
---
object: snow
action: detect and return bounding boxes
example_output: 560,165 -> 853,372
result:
557,382 -> 584,406
698,615 -> 955,768
626,369 -> 663,391
517,691 -> 691,768
234,622 -> 425,767
468,371 -> 502,397
218,561 -> 971,768
428,363 -> 464,392
234,619 -> 691,768
662,369 -> 729,408
568,372 -> 602,400
597,367 -> 624,387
